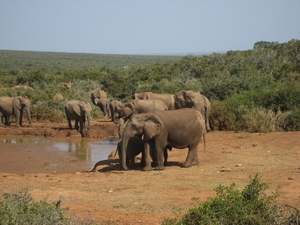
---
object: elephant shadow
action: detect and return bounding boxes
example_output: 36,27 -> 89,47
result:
88,159 -> 183,173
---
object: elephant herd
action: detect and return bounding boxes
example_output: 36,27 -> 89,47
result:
0,89 -> 211,171
90,89 -> 211,171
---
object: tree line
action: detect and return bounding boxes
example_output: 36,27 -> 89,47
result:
0,39 -> 299,131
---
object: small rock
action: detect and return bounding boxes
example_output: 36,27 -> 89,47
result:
252,143 -> 258,147
220,168 -> 231,172
288,177 -> 295,180
235,164 -> 242,167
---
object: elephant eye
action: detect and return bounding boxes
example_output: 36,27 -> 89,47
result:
131,124 -> 137,129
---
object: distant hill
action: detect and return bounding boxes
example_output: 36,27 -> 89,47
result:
0,50 -> 184,70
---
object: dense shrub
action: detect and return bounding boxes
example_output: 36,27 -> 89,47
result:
162,173 -> 300,225
0,189 -> 119,225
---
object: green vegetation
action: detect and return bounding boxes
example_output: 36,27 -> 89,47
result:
1,39 -> 300,131
0,189 -> 117,225
162,173 -> 300,225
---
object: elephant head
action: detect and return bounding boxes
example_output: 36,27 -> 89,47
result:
13,96 -> 32,126
109,100 -> 124,124
121,113 -> 163,170
174,90 -> 186,109
73,101 -> 92,130
91,88 -> 107,105
94,98 -> 111,120
175,90 -> 211,131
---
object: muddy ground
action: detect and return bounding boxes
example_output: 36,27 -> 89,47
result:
0,120 -> 299,225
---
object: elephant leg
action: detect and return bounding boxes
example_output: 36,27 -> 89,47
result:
5,115 -> 11,126
67,118 -> 72,129
191,150 -> 199,165
164,146 -> 169,166
79,120 -> 84,137
142,142 -> 152,171
155,145 -> 165,171
0,115 -> 4,126
183,143 -> 200,168
74,120 -> 79,130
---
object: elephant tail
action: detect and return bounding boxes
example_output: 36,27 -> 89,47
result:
202,134 -> 206,151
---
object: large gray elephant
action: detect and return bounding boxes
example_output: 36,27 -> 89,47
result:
91,88 -> 107,105
109,99 -> 168,124
64,100 -> 92,137
134,92 -> 175,110
121,108 -> 206,171
94,97 -> 111,120
0,96 -> 32,127
174,90 -> 211,132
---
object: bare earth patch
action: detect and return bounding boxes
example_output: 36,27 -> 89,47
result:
0,121 -> 299,224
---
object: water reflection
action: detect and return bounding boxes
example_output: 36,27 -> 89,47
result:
1,135 -> 51,144
0,135 -> 119,164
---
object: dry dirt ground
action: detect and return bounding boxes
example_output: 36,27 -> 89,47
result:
0,121 -> 299,225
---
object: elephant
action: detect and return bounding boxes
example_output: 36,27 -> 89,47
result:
121,108 -> 206,171
64,100 -> 92,137
91,88 -> 107,105
109,99 -> 168,124
117,119 -> 169,169
134,92 -> 175,110
94,97 -> 111,120
109,100 -> 124,124
174,90 -> 211,132
0,96 -> 32,127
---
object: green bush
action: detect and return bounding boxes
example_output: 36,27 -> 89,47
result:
0,189 -> 119,225
162,173 -> 300,225
0,188 -> 68,225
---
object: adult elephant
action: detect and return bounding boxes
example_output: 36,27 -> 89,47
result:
90,88 -> 107,105
121,108 -> 206,171
64,100 -> 92,137
0,96 -> 32,127
109,99 -> 168,124
94,97 -> 111,120
174,90 -> 211,132
134,92 -> 175,110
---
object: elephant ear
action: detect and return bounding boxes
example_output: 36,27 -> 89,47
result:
73,102 -> 83,116
123,102 -> 134,119
13,97 -> 22,110
143,113 -> 163,141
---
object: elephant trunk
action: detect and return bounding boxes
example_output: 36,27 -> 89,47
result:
25,107 -> 32,124
91,95 -> 96,106
121,135 -> 129,170
86,114 -> 91,130
112,113 -> 120,124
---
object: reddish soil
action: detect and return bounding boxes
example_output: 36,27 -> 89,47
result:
0,121 -> 299,225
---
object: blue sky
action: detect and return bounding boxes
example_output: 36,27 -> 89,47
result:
1,1 -> 299,55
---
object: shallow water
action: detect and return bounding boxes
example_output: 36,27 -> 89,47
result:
0,135 -> 119,164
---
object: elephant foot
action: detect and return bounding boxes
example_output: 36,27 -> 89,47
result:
192,158 -> 199,165
121,165 -> 128,170
182,162 -> 192,168
142,166 -> 152,171
155,166 -> 165,171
